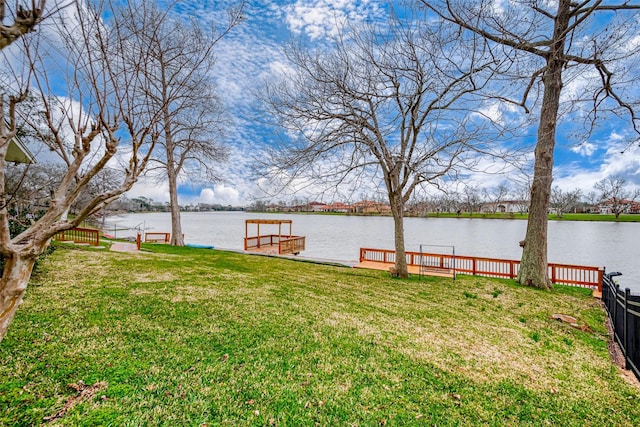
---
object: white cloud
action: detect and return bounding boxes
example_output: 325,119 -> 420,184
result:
179,186 -> 242,206
126,176 -> 170,203
283,0 -> 385,40
571,142 -> 597,157
198,188 -> 216,202
206,184 -> 241,205
554,145 -> 640,193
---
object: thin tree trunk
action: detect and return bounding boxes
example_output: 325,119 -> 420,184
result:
518,0 -> 571,290
391,195 -> 408,278
0,255 -> 37,341
167,167 -> 184,246
163,102 -> 184,246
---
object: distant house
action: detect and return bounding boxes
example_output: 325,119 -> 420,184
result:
480,200 -> 528,214
309,201 -> 328,212
598,198 -> 636,215
326,202 -> 351,213
352,200 -> 391,215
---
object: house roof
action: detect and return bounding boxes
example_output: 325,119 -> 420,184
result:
6,136 -> 36,164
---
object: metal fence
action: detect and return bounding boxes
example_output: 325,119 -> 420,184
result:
601,271 -> 640,381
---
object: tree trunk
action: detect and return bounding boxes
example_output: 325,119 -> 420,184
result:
391,195 -> 408,278
518,1 -> 571,290
167,167 -> 184,246
0,254 -> 37,341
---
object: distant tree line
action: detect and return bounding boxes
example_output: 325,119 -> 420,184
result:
248,174 -> 639,219
105,196 -> 245,214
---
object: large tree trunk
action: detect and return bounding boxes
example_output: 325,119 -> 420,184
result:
167,167 -> 184,246
518,0 -> 570,290
391,195 -> 408,278
0,254 -> 37,341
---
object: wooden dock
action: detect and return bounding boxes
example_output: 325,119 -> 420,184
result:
357,247 -> 603,296
354,260 -> 455,278
244,219 -> 306,255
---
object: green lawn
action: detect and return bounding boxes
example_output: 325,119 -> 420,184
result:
1,245 -> 638,426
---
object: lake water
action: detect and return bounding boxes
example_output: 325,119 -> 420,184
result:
106,211 -> 639,292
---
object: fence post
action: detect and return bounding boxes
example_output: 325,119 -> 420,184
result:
551,264 -> 556,284
136,232 -> 141,251
613,284 -> 619,333
624,288 -> 630,370
597,268 -> 604,294
509,261 -> 514,279
472,259 -> 476,276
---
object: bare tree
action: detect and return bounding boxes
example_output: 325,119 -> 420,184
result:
421,0 -> 640,289
461,185 -> 482,217
550,186 -> 582,218
509,180 -> 531,215
585,190 -> 600,212
264,17 -> 502,277
0,0 -> 45,50
0,0 -> 47,201
0,0 -> 172,341
5,162 -> 64,214
120,1 -> 243,246
594,175 -> 639,218
483,184 -> 509,214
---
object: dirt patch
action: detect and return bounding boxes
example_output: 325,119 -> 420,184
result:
605,315 -> 640,388
43,381 -> 108,423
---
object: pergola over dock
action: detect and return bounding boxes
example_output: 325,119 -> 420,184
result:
244,219 -> 306,255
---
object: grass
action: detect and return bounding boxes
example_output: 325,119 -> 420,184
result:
1,245 -> 639,426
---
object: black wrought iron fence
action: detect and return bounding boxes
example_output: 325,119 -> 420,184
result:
601,271 -> 640,381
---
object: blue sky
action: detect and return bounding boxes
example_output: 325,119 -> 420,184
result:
25,0 -> 640,206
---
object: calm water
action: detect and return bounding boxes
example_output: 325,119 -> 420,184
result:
106,211 -> 639,292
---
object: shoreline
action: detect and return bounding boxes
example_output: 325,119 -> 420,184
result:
103,210 -> 640,223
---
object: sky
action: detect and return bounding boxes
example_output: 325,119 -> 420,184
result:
14,0 -> 640,206
126,0 -> 398,206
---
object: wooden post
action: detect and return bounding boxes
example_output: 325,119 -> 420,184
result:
597,268 -> 604,294
136,232 -> 141,250
551,264 -> 556,284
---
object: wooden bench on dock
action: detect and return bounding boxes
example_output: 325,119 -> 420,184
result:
419,265 -> 456,279
145,232 -> 171,243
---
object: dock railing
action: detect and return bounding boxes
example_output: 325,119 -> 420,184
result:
53,227 -> 100,246
244,235 -> 306,255
359,248 -> 603,291
279,236 -> 306,255
601,272 -> 640,382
